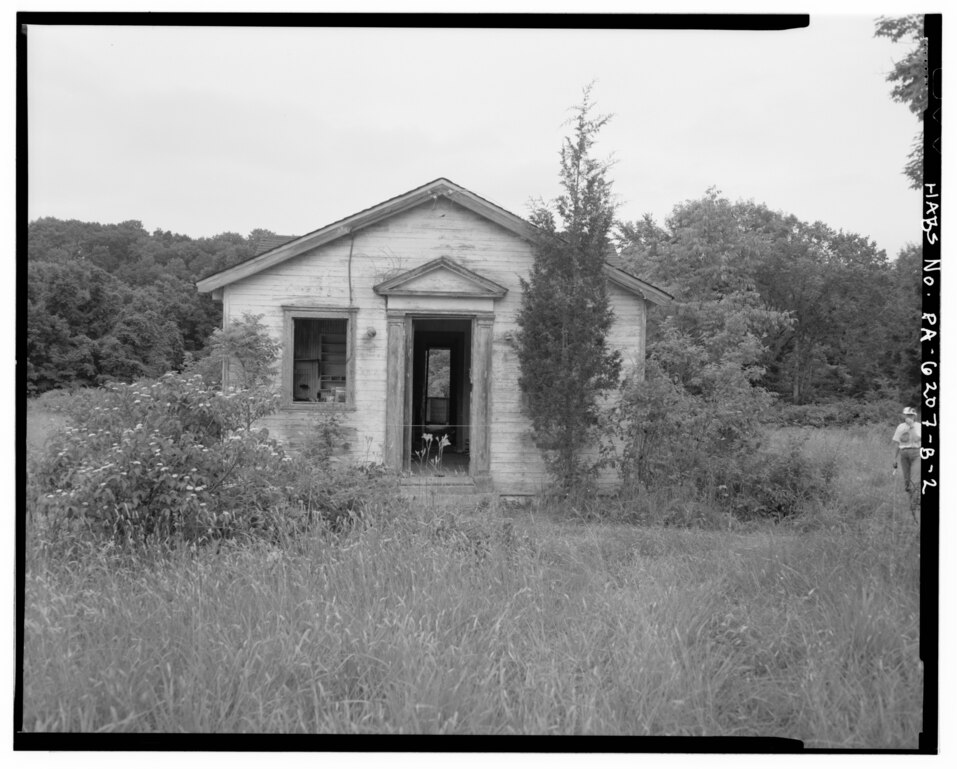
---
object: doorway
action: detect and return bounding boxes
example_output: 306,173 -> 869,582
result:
409,317 -> 471,475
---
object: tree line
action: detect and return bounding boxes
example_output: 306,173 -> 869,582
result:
25,218 -> 281,395
26,200 -> 919,407
617,194 -> 920,405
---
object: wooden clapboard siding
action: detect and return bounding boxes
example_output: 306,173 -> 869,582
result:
484,282 -> 646,494
606,282 -> 648,373
220,194 -> 650,494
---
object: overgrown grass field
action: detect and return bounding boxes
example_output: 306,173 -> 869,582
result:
22,416 -> 923,744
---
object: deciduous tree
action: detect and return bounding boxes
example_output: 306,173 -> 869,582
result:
620,192 -> 895,404
875,15 -> 928,189
27,218 -> 261,393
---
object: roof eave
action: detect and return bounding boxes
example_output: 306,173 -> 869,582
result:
196,178 -> 539,294
602,264 -> 673,305
196,225 -> 352,294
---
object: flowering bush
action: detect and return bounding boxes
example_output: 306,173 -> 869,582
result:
31,374 -> 290,546
29,309 -> 397,552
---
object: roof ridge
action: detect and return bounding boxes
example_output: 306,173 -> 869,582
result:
290,178 -> 466,245
195,178 -> 669,305
198,178 -> 537,285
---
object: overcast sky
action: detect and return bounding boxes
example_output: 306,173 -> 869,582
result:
26,16 -> 922,260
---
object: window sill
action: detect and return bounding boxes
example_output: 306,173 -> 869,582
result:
282,402 -> 357,412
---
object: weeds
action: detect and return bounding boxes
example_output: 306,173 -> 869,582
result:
23,404 -> 922,742
27,375 -> 393,554
23,498 -> 922,743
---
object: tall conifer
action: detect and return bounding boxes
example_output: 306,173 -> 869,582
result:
517,86 -> 621,490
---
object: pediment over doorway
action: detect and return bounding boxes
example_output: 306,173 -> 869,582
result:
372,257 -> 508,299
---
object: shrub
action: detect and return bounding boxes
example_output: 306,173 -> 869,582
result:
297,412 -> 349,463
617,357 -> 771,495
616,355 -> 838,523
30,374 -> 276,546
183,312 -> 281,429
282,460 -> 396,533
714,436 -> 837,520
28,373 -> 387,552
766,399 -> 901,428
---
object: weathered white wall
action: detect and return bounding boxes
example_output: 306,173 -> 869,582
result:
222,196 -> 647,494
487,281 -> 646,493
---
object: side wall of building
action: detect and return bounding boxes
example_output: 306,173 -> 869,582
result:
487,281 -> 646,494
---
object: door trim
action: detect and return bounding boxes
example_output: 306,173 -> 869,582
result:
384,311 -> 493,483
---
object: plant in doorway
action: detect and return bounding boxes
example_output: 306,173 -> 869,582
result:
432,434 -> 452,476
416,432 -> 434,472
416,432 -> 452,475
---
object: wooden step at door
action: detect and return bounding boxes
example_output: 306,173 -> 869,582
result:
399,475 -> 492,503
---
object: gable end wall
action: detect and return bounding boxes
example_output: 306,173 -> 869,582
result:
222,197 -> 646,493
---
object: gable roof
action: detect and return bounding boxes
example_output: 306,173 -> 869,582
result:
196,178 -> 671,305
252,234 -> 297,256
196,178 -> 537,294
603,263 -> 673,305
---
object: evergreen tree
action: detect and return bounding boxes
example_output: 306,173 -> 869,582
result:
516,86 -> 621,490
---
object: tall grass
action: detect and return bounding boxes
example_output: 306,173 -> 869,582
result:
22,424 -> 923,743
767,424 -> 917,524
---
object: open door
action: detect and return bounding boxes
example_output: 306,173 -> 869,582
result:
384,311 -> 493,489
408,317 -> 472,475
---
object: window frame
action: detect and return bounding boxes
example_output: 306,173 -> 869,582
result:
281,306 -> 357,411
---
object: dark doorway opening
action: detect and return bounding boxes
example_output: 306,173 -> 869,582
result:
409,317 -> 471,475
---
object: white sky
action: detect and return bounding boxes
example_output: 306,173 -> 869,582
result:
25,15 -> 925,260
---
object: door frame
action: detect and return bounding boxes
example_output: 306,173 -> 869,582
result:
385,310 -> 493,486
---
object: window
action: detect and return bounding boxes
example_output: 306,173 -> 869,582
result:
283,308 -> 355,407
425,347 -> 451,424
